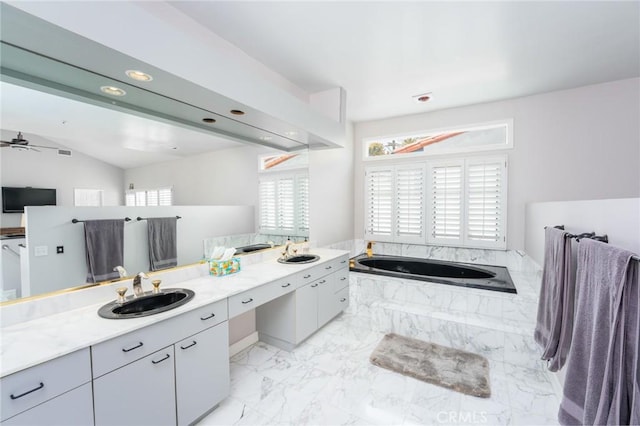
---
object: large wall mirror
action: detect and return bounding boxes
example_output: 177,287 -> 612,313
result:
0,5 -> 311,303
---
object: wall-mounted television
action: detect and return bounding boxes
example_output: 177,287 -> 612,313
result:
2,187 -> 57,213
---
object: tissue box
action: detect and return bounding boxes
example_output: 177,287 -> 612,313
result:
208,257 -> 241,277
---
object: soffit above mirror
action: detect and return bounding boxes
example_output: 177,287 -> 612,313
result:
0,3 -> 345,153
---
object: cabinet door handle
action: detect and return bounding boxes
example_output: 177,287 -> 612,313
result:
122,342 -> 144,352
281,283 -> 291,288
311,283 -> 318,288
10,382 -> 44,400
241,298 -> 254,304
180,341 -> 197,350
200,313 -> 216,321
325,266 -> 332,270
340,277 -> 347,281
319,279 -> 326,284
303,274 -> 311,279
152,354 -> 171,364
340,260 -> 347,264
340,298 -> 347,302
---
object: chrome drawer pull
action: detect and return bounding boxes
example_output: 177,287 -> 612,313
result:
319,280 -> 326,284
340,298 -> 347,302
122,342 -> 144,352
281,283 -> 291,288
340,260 -> 347,264
152,354 -> 171,364
241,298 -> 254,304
10,382 -> 44,400
340,277 -> 347,281
200,313 -> 216,321
311,283 -> 318,288
303,274 -> 311,279
180,341 -> 197,350
325,266 -> 332,270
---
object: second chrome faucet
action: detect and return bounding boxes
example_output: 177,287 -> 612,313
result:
132,272 -> 149,297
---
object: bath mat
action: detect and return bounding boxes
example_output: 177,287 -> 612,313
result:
369,333 -> 491,398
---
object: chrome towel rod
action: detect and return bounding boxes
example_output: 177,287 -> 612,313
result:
136,216 -> 181,221
72,217 -> 131,224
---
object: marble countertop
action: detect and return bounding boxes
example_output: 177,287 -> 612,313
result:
0,248 -> 348,378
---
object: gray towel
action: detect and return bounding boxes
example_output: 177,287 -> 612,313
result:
558,239 -> 638,425
84,219 -> 124,283
147,217 -> 177,271
534,226 -> 574,372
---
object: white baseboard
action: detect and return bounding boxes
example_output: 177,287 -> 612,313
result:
229,331 -> 259,357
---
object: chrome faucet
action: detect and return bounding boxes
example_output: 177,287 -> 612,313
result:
132,272 -> 149,297
280,239 -> 295,260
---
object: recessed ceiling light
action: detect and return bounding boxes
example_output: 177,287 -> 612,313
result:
202,118 -> 216,123
230,109 -> 245,115
125,70 -> 153,82
413,92 -> 432,103
284,131 -> 298,137
259,136 -> 272,141
100,86 -> 126,96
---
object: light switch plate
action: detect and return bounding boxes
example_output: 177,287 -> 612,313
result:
34,246 -> 48,257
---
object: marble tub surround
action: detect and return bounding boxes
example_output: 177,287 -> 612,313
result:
0,248 -> 347,378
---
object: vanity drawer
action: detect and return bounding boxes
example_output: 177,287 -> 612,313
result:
228,278 -> 294,318
333,268 -> 350,293
320,255 -> 349,277
177,299 -> 228,337
92,314 -> 189,378
295,255 -> 349,288
1,348 -> 91,421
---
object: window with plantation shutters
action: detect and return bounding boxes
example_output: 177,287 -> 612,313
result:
428,162 -> 463,244
465,159 -> 506,246
125,187 -> 173,206
366,155 -> 507,249
364,168 -> 393,239
258,171 -> 309,236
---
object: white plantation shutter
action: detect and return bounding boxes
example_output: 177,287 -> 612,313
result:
125,192 -> 136,206
125,187 -> 173,206
158,188 -> 173,206
365,168 -> 393,239
259,179 -> 277,231
258,172 -> 309,236
297,174 -> 310,234
146,190 -> 159,206
74,189 -> 103,207
395,165 -> 425,241
466,159 -> 506,247
429,163 -> 463,244
277,177 -> 295,232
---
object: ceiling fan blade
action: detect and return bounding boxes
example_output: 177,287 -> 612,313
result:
30,144 -> 58,150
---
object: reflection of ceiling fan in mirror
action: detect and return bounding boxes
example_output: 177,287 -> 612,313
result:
0,132 -> 57,152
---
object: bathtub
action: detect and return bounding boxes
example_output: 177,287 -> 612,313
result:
349,253 -> 517,294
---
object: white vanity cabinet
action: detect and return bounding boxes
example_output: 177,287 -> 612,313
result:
257,255 -> 350,350
92,299 -> 229,426
94,346 -> 177,426
0,348 -> 92,425
175,323 -> 229,425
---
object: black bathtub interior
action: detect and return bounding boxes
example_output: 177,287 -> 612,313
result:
350,254 -> 517,294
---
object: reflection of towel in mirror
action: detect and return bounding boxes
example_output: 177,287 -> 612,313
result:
558,239 -> 639,425
84,219 -> 124,283
147,217 -> 177,271
534,226 -> 574,372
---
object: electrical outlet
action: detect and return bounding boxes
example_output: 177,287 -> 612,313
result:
56,246 -> 64,254
34,246 -> 48,257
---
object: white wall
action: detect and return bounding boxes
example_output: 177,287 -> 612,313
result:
353,78 -> 640,250
0,131 -> 124,227
24,205 -> 254,297
525,198 -> 640,266
309,122 -> 355,246
124,145 -> 268,207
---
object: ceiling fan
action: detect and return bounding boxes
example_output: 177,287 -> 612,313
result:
0,132 -> 58,152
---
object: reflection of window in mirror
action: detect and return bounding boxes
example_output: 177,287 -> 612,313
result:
74,188 -> 104,207
125,187 -> 173,206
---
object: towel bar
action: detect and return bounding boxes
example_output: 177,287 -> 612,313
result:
72,217 -> 131,224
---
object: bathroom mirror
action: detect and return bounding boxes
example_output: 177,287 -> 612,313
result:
0,32 -> 311,303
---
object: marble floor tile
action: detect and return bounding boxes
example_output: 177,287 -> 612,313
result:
199,307 -> 559,426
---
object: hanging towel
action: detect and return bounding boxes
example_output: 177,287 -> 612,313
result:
84,219 -> 124,283
534,226 -> 575,372
558,239 -> 638,425
630,262 -> 640,424
147,217 -> 177,271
